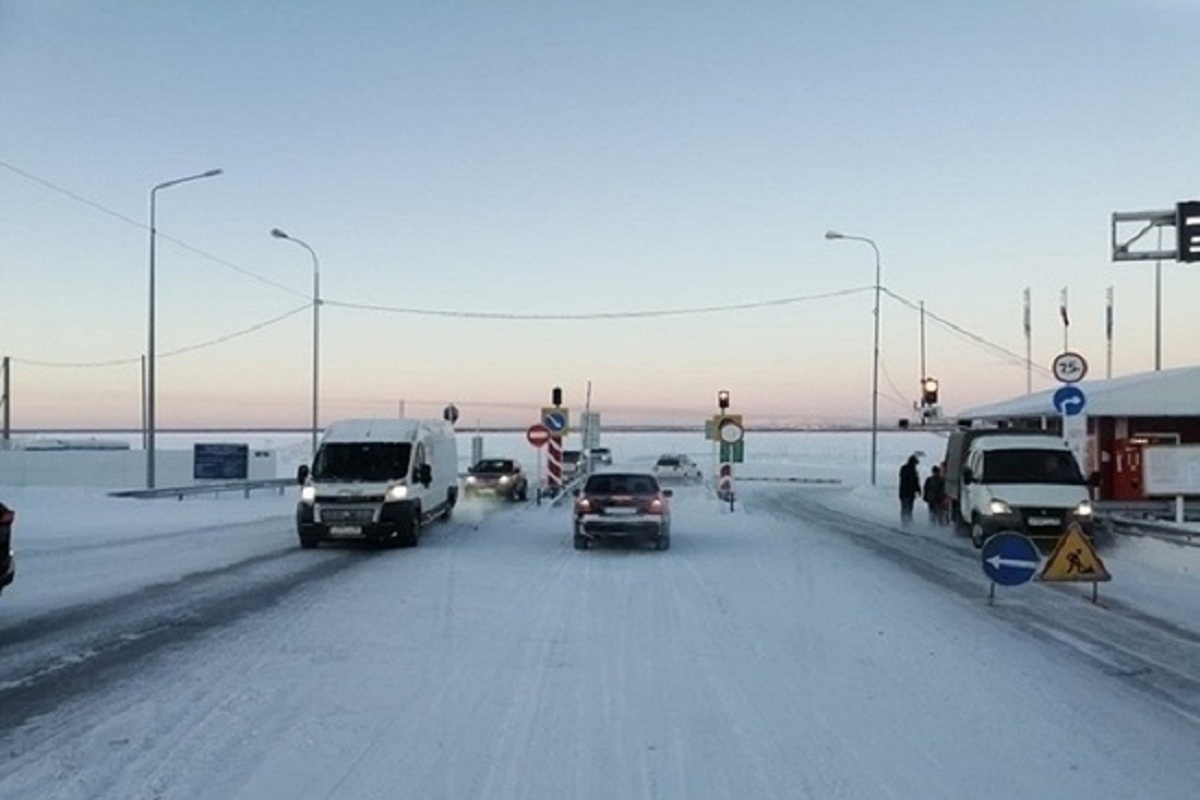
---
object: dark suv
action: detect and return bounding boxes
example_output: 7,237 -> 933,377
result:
464,458 -> 529,501
573,471 -> 672,551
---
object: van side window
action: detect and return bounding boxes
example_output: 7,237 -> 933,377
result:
413,443 -> 427,476
968,451 -> 982,480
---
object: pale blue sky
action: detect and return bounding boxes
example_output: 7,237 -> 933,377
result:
2,1 -> 1198,429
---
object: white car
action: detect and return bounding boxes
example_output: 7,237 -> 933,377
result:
652,454 -> 702,483
562,450 -> 583,480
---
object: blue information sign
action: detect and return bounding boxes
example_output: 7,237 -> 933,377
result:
1052,385 -> 1086,417
544,411 -> 568,433
193,443 -> 249,480
981,532 -> 1041,587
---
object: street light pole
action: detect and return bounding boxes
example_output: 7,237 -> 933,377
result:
825,229 -> 882,486
271,228 -> 321,456
147,168 -> 222,489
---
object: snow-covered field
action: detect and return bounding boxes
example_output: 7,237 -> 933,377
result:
1,430 -> 1199,799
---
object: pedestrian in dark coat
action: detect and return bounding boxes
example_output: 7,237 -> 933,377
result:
923,465 -> 948,525
898,455 -> 921,527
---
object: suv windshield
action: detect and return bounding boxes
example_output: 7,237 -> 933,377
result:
982,449 -> 1083,485
312,442 -> 412,482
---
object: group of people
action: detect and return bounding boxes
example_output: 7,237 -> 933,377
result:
898,454 -> 949,528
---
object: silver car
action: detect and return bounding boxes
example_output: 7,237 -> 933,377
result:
652,454 -> 702,483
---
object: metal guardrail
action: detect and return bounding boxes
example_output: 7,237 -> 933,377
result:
738,476 -> 843,485
1095,499 -> 1200,545
109,478 -> 294,500
1095,499 -> 1200,520
1102,514 -> 1200,546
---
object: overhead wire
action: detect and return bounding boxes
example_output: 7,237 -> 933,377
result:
0,159 -> 309,300
883,288 -> 1053,377
322,286 -> 873,320
11,304 -> 312,368
4,160 -> 1055,380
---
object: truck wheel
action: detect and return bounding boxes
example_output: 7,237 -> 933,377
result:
573,534 -> 588,550
398,506 -> 421,548
299,536 -> 318,550
656,533 -> 671,551
970,515 -> 987,549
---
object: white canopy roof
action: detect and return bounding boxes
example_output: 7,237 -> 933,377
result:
956,364 -> 1200,421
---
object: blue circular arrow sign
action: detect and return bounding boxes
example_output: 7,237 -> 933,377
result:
543,411 -> 567,433
1052,385 -> 1087,417
981,532 -> 1041,586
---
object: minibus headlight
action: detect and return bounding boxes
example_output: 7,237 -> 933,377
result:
987,499 -> 1014,516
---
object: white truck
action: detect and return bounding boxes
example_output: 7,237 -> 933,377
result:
943,428 -> 1096,548
295,418 -> 458,549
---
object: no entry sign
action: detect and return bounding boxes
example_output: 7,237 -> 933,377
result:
526,424 -> 551,448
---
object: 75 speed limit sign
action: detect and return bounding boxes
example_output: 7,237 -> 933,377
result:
1051,352 -> 1088,384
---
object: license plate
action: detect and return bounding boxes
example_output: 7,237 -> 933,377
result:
328,525 -> 362,536
1028,516 -> 1059,526
605,507 -> 638,515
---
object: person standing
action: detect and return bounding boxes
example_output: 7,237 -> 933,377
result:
923,465 -> 947,525
898,455 -> 921,527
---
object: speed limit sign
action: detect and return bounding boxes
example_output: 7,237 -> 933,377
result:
1051,352 -> 1088,384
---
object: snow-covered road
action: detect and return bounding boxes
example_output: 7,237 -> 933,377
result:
1,473 -> 1199,799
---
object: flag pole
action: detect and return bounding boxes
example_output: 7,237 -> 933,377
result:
1106,286 -> 1114,378
1060,287 -> 1070,351
1023,288 -> 1032,393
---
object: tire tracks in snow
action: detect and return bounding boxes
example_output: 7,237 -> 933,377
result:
0,545 -> 363,732
752,487 -> 1200,725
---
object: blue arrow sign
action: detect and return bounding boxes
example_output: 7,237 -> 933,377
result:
1052,385 -> 1086,417
981,532 -> 1041,586
543,411 -> 567,433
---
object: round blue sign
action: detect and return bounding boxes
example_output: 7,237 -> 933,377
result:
1052,385 -> 1086,417
544,411 -> 567,433
981,532 -> 1041,586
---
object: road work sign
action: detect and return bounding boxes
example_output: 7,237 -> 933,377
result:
1040,523 -> 1111,583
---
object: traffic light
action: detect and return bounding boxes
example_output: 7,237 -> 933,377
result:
921,377 -> 939,406
1178,201 -> 1200,263
551,386 -> 563,407
717,389 -> 730,410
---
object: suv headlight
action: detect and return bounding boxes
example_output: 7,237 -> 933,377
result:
387,485 -> 408,501
987,499 -> 1014,516
300,486 -> 316,504
499,475 -> 511,485
1073,500 -> 1094,517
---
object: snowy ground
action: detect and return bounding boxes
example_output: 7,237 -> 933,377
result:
1,431 -> 1199,799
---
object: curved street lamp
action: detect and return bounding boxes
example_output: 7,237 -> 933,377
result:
271,228 -> 321,456
825,229 -> 882,486
147,168 -> 222,489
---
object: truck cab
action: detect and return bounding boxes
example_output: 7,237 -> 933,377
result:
950,432 -> 1095,548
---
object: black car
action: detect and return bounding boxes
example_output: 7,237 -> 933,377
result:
0,502 -> 14,594
464,458 -> 529,501
573,471 -> 672,550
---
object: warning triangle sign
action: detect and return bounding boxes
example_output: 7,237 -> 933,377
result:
1039,522 -> 1111,583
